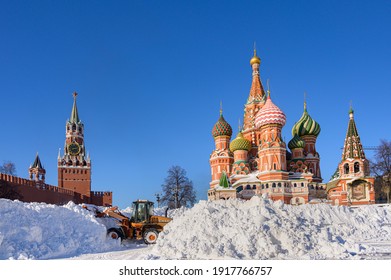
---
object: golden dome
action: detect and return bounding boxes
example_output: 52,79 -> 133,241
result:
250,49 -> 261,65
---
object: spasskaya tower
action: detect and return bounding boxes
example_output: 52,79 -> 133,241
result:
57,92 -> 91,199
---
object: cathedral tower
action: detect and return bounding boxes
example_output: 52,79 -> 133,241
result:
339,107 -> 369,177
327,106 -> 375,205
290,101 -> 322,182
255,91 -> 289,181
242,48 -> 266,159
209,107 -> 234,188
57,92 -> 91,198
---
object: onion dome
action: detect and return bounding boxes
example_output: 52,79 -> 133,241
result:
288,134 -> 305,150
255,94 -> 286,128
250,49 -> 261,65
291,102 -> 321,137
230,132 -> 251,152
212,112 -> 232,138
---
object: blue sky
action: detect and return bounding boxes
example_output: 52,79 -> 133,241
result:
0,0 -> 390,209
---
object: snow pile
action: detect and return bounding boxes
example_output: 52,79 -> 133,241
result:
0,199 -> 120,260
151,197 -> 391,259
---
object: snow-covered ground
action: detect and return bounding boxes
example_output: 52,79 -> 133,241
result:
1,197 -> 390,260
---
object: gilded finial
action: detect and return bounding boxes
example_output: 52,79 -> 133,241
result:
349,100 -> 354,115
250,42 -> 261,66
220,101 -> 223,116
253,42 -> 257,56
73,91 -> 78,99
304,92 -> 307,112
266,79 -> 271,98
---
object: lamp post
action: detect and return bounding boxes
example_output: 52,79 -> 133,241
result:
155,193 -> 161,208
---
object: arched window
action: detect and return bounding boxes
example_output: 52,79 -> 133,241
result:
246,185 -> 251,190
301,182 -> 304,187
261,184 -> 264,189
252,185 -> 256,190
354,162 -> 360,173
278,182 -> 281,188
272,183 -> 276,188
266,184 -> 269,189
294,183 -> 297,188
344,163 -> 349,174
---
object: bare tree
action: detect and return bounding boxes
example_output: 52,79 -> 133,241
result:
161,166 -> 196,208
370,140 -> 391,204
0,161 -> 17,175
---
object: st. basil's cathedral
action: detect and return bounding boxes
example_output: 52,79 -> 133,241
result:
208,49 -> 375,206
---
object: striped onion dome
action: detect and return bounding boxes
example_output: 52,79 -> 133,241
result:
255,94 -> 286,128
230,132 -> 251,152
288,134 -> 305,150
212,114 -> 233,138
291,102 -> 321,137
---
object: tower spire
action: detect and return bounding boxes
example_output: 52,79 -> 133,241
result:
247,45 -> 265,104
342,105 -> 365,160
220,100 -> 223,116
70,92 -> 80,124
304,92 -> 307,112
267,79 -> 271,99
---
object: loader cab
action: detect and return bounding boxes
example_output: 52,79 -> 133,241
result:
131,200 -> 154,222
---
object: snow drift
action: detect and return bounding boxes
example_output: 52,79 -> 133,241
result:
150,196 -> 391,259
0,199 -> 120,259
1,197 -> 390,260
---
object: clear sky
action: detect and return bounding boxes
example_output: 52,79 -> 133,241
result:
0,0 -> 390,209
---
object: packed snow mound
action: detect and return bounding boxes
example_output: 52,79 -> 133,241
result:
0,199 -> 121,260
151,197 -> 391,259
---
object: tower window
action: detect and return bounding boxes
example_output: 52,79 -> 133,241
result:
294,183 -> 297,188
354,162 -> 360,173
272,183 -> 276,188
344,163 -> 349,174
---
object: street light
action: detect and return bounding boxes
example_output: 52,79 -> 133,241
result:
155,193 -> 161,208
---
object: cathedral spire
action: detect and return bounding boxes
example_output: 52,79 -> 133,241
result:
70,92 -> 80,124
247,46 -> 265,104
342,105 -> 365,160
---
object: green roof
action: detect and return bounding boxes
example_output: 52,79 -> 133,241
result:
219,171 -> 230,188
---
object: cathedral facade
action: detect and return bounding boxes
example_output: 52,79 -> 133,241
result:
208,50 -> 374,206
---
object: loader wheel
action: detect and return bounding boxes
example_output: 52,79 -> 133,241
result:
143,229 -> 159,245
107,228 -> 124,241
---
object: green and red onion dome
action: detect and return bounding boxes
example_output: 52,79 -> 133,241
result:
230,132 -> 251,152
255,95 -> 286,128
288,134 -> 305,150
212,114 -> 233,138
291,105 -> 321,137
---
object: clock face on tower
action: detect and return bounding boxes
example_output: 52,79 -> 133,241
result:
68,143 -> 81,156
